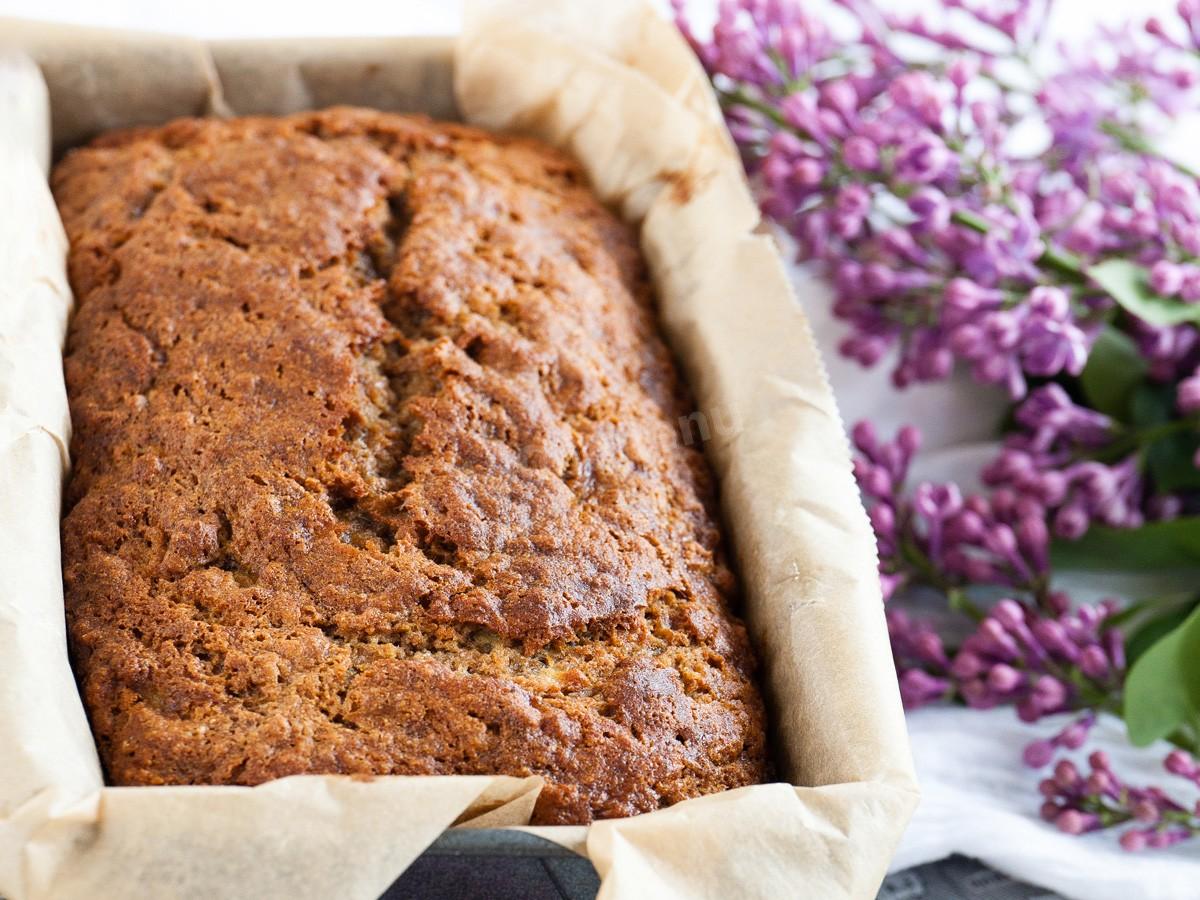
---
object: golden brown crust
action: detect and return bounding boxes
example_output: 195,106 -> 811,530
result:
54,107 -> 767,825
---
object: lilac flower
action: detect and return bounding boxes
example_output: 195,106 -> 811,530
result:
1177,368 -> 1200,413
852,421 -> 1052,597
677,0 -> 1200,398
1130,319 -> 1200,382
983,385 -> 1149,536
888,596 -> 1123,721
1023,714 -> 1097,768
1039,750 -> 1200,850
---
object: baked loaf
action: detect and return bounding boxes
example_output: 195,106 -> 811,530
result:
54,108 -> 767,825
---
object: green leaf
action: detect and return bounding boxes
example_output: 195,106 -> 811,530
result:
1051,517 -> 1200,571
1124,604 -> 1200,746
1126,602 -> 1198,668
1147,431 -> 1200,492
1130,382 -> 1173,429
1079,327 -> 1149,422
1131,385 -> 1200,492
1088,259 -> 1200,327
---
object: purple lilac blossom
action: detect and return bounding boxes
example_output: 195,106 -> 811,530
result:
675,0 -> 1200,398
887,600 -> 1122,721
982,385 -> 1153,537
852,420 -> 1054,596
1040,750 -> 1200,850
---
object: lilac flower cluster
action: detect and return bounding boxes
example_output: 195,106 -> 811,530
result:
1132,318 -> 1200,383
674,0 -> 1200,398
858,423 -> 1125,721
1151,261 -> 1200,303
888,598 -> 1123,726
1039,751 -> 1200,850
853,421 -> 1051,598
982,385 -> 1151,537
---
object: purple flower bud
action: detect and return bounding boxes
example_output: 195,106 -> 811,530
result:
1060,720 -> 1091,749
833,184 -> 871,239
949,323 -> 986,358
1165,749 -> 1198,778
1151,260 -> 1185,296
991,599 -> 1026,630
868,503 -> 896,537
843,136 -> 879,171
951,650 -> 986,679
1183,269 -> 1200,303
947,57 -> 978,90
888,71 -> 944,126
980,618 -> 1021,659
984,311 -> 1021,350
1020,698 -> 1053,722
899,668 -> 950,708
915,346 -> 954,379
1133,800 -> 1161,824
1079,645 -> 1109,679
970,100 -> 998,133
945,509 -> 985,543
1035,470 -> 1068,506
1023,739 -> 1056,768
1054,759 -> 1079,788
960,677 -> 997,708
858,464 -> 893,499
841,334 -> 890,366
895,132 -> 951,183
1147,830 -> 1174,849
897,425 -> 922,458
1054,504 -> 1090,540
983,523 -> 1019,561
852,420 -> 879,455
1104,628 -> 1126,672
793,157 -> 825,187
958,554 -> 1000,584
987,663 -> 1023,693
906,188 -> 950,235
1120,830 -> 1148,852
1149,494 -> 1184,521
914,630 -> 949,667
1016,516 -> 1049,571
863,262 -> 896,295
1032,675 -> 1068,711
1178,223 -> 1200,256
1055,809 -> 1097,835
819,78 -> 859,116
914,482 -> 963,518
1028,286 -> 1070,319
1178,373 -> 1200,413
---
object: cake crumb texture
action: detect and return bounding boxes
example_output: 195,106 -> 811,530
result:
54,107 -> 767,825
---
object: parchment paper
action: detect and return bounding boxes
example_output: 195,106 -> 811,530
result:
0,3 -> 917,898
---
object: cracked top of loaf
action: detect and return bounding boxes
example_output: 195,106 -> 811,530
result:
54,107 -> 767,825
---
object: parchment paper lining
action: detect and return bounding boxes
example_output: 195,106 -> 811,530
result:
0,3 -> 917,898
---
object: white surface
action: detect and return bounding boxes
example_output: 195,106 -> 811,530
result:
3,0 -> 1197,896
894,708 -> 1200,899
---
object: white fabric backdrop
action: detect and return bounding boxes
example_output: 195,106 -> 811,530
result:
3,0 -> 1198,896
